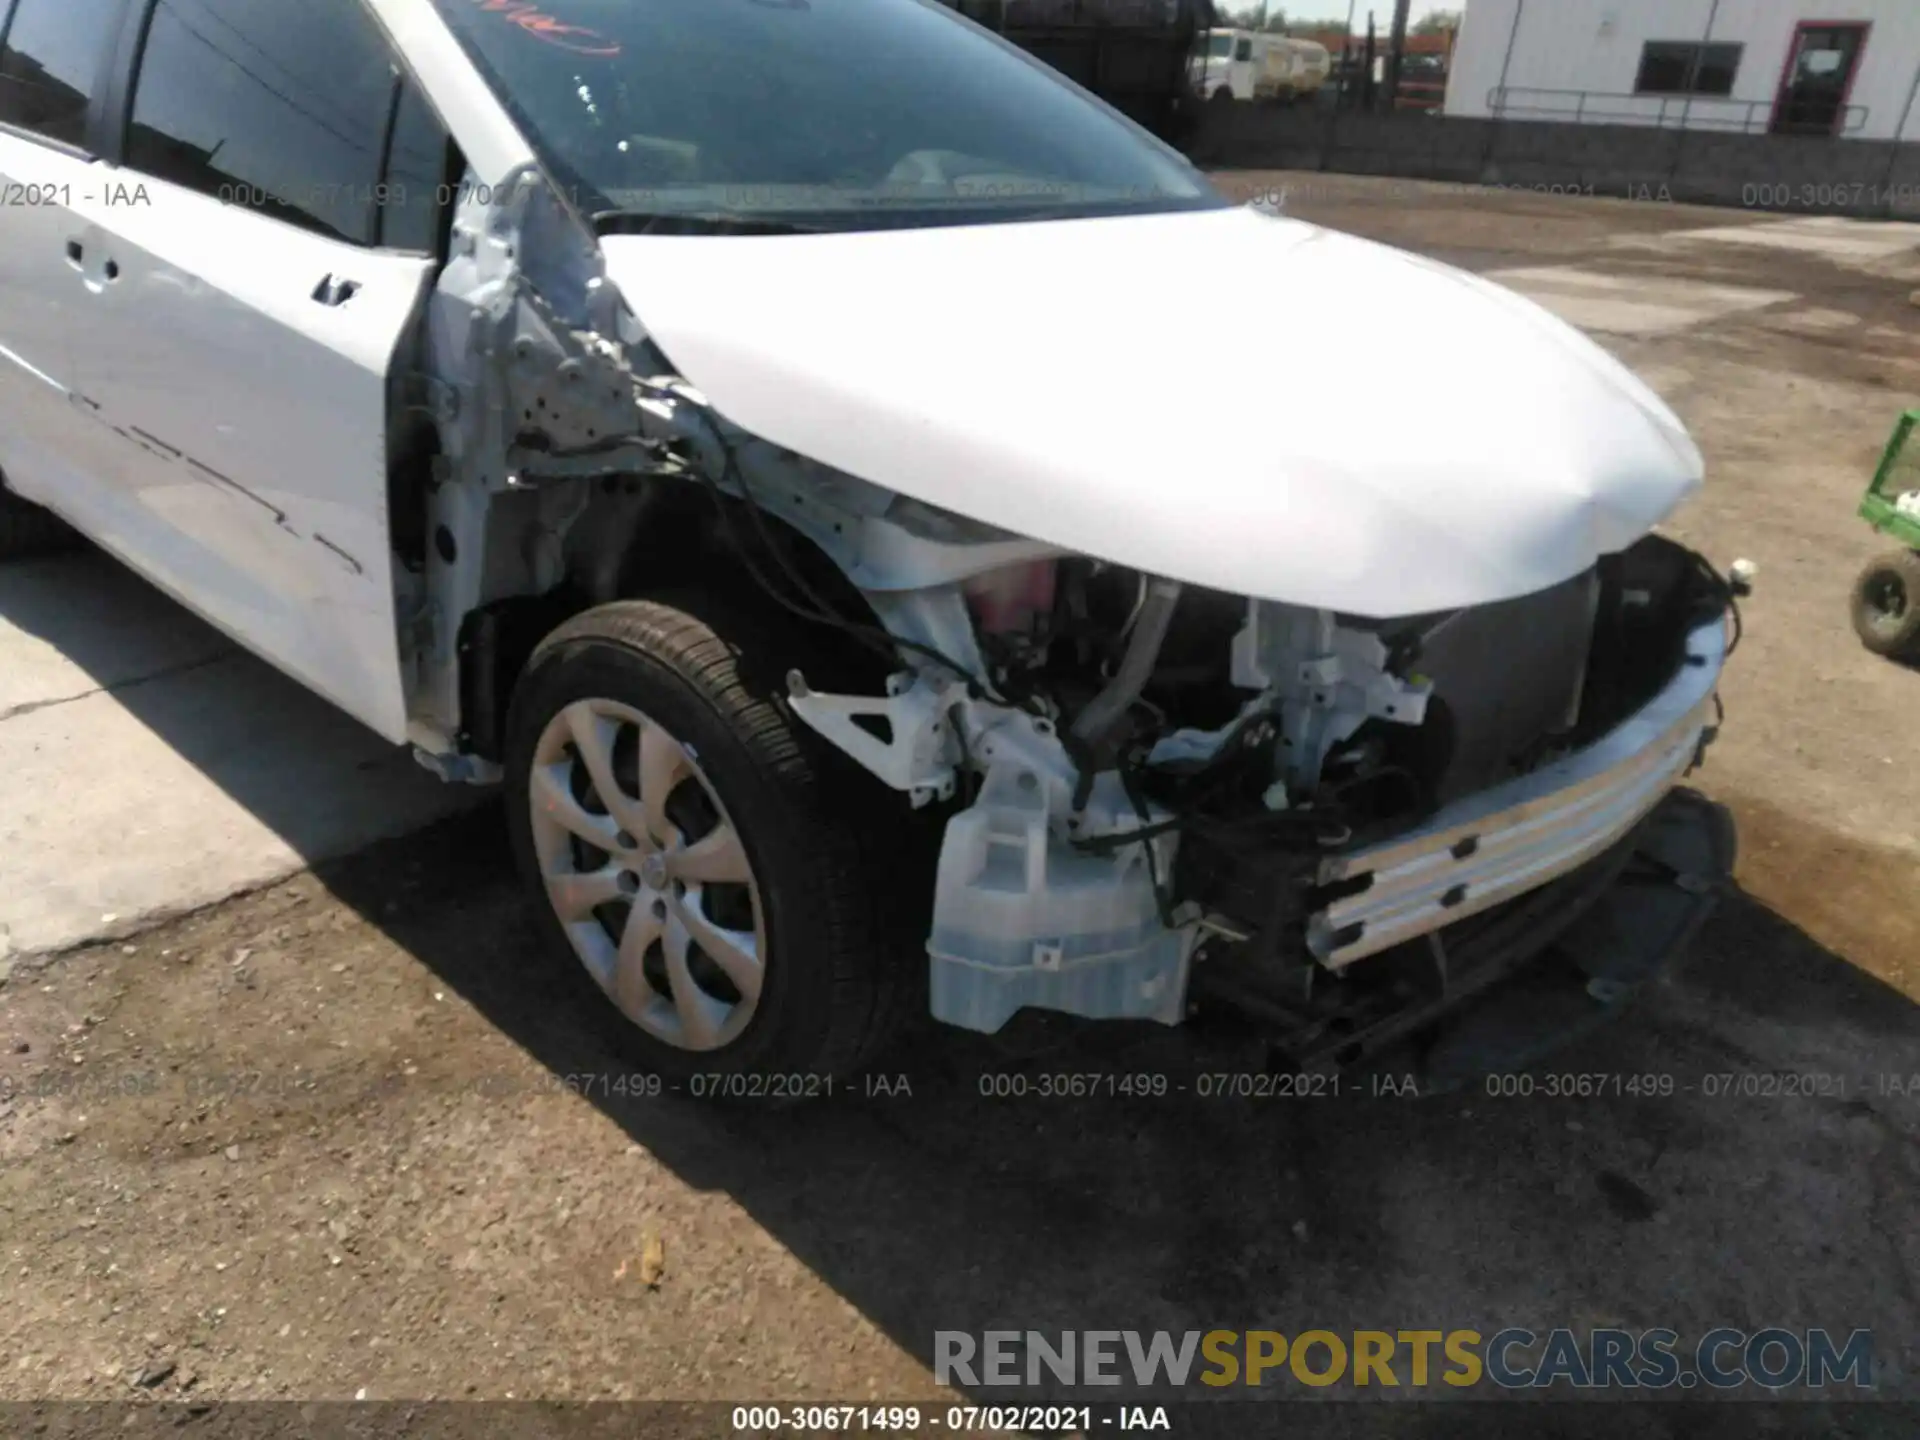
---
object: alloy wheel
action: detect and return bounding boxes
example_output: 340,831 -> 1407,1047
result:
527,699 -> 765,1051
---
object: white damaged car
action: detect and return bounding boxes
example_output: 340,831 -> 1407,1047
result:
0,0 -> 1741,1085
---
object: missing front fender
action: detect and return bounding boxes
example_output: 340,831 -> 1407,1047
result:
457,594 -> 575,762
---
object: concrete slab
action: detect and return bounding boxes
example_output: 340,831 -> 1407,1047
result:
1488,265 -> 1797,337
1661,215 -> 1920,265
0,551 -> 471,957
0,551 -> 231,717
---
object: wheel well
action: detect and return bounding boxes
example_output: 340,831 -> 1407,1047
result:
456,478 -> 890,762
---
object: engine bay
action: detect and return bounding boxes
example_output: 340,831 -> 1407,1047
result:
788,516 -> 1733,1039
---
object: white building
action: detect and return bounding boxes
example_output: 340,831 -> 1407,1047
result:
1446,0 -> 1920,141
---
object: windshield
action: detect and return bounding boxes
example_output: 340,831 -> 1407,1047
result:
1208,34 -> 1234,57
430,0 -> 1223,233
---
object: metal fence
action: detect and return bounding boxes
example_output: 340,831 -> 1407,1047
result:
1486,86 -> 1871,137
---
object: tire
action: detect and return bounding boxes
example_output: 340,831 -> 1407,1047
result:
1850,549 -> 1920,658
1209,87 -> 1236,109
504,595 -> 926,1089
0,487 -> 77,561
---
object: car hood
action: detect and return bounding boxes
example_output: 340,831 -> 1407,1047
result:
599,206 -> 1703,617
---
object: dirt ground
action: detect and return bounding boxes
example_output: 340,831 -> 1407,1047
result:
3,176 -> 1919,1429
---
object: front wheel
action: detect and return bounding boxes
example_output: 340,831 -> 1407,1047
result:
1850,549 -> 1920,658
504,597 -> 919,1088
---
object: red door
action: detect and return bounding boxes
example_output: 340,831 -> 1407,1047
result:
1771,22 -> 1870,136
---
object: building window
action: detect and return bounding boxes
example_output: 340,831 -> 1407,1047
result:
1635,41 -> 1743,98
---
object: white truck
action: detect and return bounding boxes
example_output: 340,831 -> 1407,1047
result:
1194,28 -> 1332,105
0,0 -> 1738,1091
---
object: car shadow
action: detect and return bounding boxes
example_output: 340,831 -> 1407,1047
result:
310,803 -> 1920,1425
0,549 -> 470,948
0,549 -> 233,703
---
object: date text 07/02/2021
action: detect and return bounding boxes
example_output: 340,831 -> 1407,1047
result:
730,1405 -> 1165,1433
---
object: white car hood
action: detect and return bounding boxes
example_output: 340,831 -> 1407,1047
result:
599,206 -> 1703,617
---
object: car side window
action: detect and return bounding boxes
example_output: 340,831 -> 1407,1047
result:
126,0 -> 407,246
380,78 -> 450,254
0,0 -> 125,148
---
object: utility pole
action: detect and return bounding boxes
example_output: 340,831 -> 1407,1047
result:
1339,0 -> 1358,106
1384,0 -> 1413,113
1679,0 -> 1723,132
1363,12 -> 1377,111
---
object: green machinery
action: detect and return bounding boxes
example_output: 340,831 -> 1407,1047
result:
1851,410 -> 1920,659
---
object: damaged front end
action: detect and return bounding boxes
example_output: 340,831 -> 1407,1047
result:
786,533 -> 1738,1068
406,162 -> 1736,1078
377,0 -> 1745,1087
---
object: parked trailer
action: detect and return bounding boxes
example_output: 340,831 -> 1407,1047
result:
1284,38 -> 1334,98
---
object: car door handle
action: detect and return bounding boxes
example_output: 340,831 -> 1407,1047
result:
311,274 -> 361,307
68,239 -> 120,288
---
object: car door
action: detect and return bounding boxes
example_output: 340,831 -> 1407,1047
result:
59,0 -> 450,742
0,0 -> 132,521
